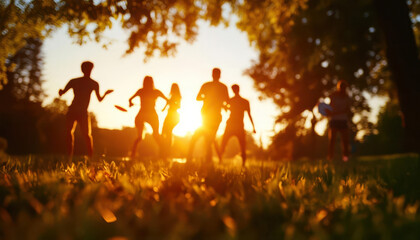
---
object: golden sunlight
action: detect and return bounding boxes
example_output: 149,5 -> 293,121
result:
173,101 -> 203,136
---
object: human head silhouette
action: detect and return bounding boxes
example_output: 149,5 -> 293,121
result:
81,61 -> 94,76
143,76 -> 154,90
212,68 -> 221,82
232,84 -> 240,95
170,83 -> 181,99
337,80 -> 348,94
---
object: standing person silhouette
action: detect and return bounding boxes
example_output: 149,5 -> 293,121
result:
187,68 -> 229,162
161,83 -> 181,158
59,61 -> 113,158
129,76 -> 168,159
219,84 -> 256,166
327,80 -> 351,162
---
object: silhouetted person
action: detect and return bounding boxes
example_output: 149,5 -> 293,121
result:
327,80 -> 351,162
59,61 -> 113,158
162,83 -> 181,158
187,68 -> 229,162
219,84 -> 256,166
129,76 -> 168,159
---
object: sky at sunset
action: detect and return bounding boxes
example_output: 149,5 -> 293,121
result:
41,20 -> 280,148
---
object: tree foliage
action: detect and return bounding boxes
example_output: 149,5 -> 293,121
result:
2,38 -> 44,103
0,0 -> 59,88
357,100 -> 404,155
232,0 -> 390,136
0,0 -> 231,87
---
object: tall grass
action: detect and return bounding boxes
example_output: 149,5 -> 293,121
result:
1,155 -> 420,239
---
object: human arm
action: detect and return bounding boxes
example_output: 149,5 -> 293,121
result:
157,90 -> 169,102
196,85 -> 206,101
246,102 -> 256,133
129,89 -> 141,107
58,80 -> 73,96
94,82 -> 113,102
162,102 -> 169,112
221,86 -> 229,110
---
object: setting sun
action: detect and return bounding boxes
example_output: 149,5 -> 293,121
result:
173,101 -> 203,136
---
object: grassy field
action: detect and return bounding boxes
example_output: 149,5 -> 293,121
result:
1,154 -> 420,240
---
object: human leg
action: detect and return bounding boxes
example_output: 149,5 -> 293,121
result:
237,130 -> 247,166
187,128 -> 203,161
131,116 -> 145,158
162,114 -> 177,153
220,129 -> 233,163
148,112 -> 163,157
204,114 -> 222,162
79,113 -> 93,158
65,114 -> 77,158
339,128 -> 350,161
328,128 -> 337,161
148,113 -> 161,144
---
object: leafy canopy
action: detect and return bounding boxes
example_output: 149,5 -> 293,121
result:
0,0 -> 231,86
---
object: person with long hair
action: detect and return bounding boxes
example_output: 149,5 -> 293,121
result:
161,83 -> 181,157
129,76 -> 168,158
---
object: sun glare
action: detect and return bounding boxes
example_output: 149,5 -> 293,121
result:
172,102 -> 202,136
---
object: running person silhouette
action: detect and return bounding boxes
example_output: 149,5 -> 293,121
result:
59,61 -> 113,158
187,68 -> 229,162
161,83 -> 181,158
129,76 -> 168,158
219,84 -> 256,166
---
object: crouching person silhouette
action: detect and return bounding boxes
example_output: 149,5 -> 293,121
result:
59,61 -> 113,159
219,84 -> 256,166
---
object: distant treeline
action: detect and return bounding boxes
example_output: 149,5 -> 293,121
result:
0,96 -> 405,160
0,97 -> 262,159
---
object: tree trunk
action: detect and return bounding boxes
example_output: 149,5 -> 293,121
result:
374,0 -> 420,153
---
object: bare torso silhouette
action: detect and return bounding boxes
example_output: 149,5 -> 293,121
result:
67,77 -> 99,113
59,65 -> 113,159
219,86 -> 256,166
188,79 -> 229,162
136,89 -> 163,114
226,95 -> 250,129
199,81 -> 229,115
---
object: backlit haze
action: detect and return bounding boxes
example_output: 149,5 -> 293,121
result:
42,20 -> 279,148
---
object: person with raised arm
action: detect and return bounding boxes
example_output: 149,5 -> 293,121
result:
59,61 -> 113,158
129,76 -> 168,159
